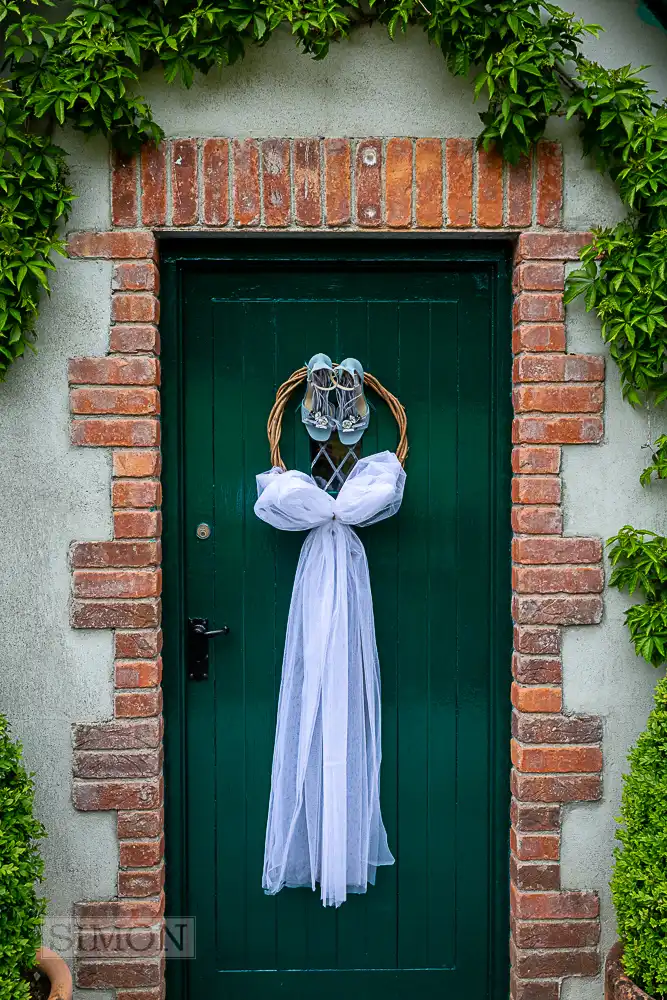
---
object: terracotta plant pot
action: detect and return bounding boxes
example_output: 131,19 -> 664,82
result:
35,947 -> 73,1000
606,942 -> 657,1000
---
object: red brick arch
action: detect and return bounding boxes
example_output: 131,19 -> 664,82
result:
67,136 -> 604,1000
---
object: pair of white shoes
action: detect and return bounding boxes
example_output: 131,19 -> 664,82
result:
301,354 -> 370,446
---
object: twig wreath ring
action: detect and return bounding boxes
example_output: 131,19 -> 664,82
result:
267,365 -> 408,470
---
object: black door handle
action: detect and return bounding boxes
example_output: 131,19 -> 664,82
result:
187,617 -> 229,681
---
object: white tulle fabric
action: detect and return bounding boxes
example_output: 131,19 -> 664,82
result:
254,451 -> 406,907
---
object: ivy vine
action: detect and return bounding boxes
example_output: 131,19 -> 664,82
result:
2,0 -> 667,665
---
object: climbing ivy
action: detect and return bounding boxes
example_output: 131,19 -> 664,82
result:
2,0 -> 667,661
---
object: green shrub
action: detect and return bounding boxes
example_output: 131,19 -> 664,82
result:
612,673 -> 667,996
0,714 -> 46,1000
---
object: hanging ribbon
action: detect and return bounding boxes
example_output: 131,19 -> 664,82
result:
254,451 -> 406,907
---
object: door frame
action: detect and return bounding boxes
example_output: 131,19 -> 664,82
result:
67,135 -> 606,1000
160,237 -> 513,1000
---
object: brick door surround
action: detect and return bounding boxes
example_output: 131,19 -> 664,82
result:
67,136 -> 605,1000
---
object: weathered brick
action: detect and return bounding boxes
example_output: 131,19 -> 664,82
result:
73,749 -> 161,779
71,419 -> 159,448
71,388 -> 159,416
69,357 -> 159,386
446,138 -> 473,226
514,947 -> 599,980
112,262 -> 159,294
110,325 -> 160,355
510,974 -> 559,1000
513,625 -> 561,656
513,324 -> 566,353
262,139 -> 291,227
78,925 -> 163,958
68,232 -> 157,261
118,865 -> 165,898
512,829 -> 560,861
385,137 -> 412,228
112,480 -> 161,509
511,800 -> 560,832
511,683 -> 562,713
115,630 -> 163,659
140,143 -> 167,227
514,384 -> 603,414
74,719 -> 161,751
116,690 -> 163,718
75,897 -> 165,928
513,537 -> 602,565
514,263 -> 564,292
513,772 -> 602,803
511,856 -> 560,891
202,138 -> 229,226
356,139 -> 382,227
77,960 -> 162,989
512,741 -> 603,774
115,658 -> 163,688
476,146 -> 503,227
513,415 -> 604,445
120,838 -> 165,869
512,476 -> 561,505
114,511 -> 162,539
112,293 -> 159,325
514,294 -> 564,325
117,988 -> 164,1000
171,138 -> 198,225
512,565 -> 604,595
507,153 -> 532,228
117,809 -> 164,839
73,778 -> 161,811
294,138 -> 321,227
71,599 -> 161,629
416,138 -> 443,228
513,594 -> 603,625
536,141 -> 563,228
324,138 -> 351,226
112,151 -> 138,228
517,232 -> 592,261
512,654 -> 562,684
511,887 -> 599,920
113,450 -> 161,478
513,713 -> 602,745
512,506 -> 563,535
232,138 -> 260,226
71,541 -> 160,569
512,447 -> 561,475
515,919 -> 599,950
514,353 -> 604,383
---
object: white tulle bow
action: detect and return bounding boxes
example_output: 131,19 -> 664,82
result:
254,451 -> 406,907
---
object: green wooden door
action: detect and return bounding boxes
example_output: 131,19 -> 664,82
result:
161,241 -> 512,1000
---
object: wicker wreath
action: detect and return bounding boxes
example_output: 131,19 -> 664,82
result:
267,366 -> 408,470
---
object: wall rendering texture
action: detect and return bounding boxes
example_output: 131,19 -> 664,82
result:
0,3 -> 665,1000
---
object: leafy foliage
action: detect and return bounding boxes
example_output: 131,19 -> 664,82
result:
0,84 -> 72,379
0,713 -> 46,1000
564,227 -> 667,406
371,0 -> 600,162
563,58 -> 667,409
612,673 -> 667,996
640,434 -> 667,487
608,527 -> 667,666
